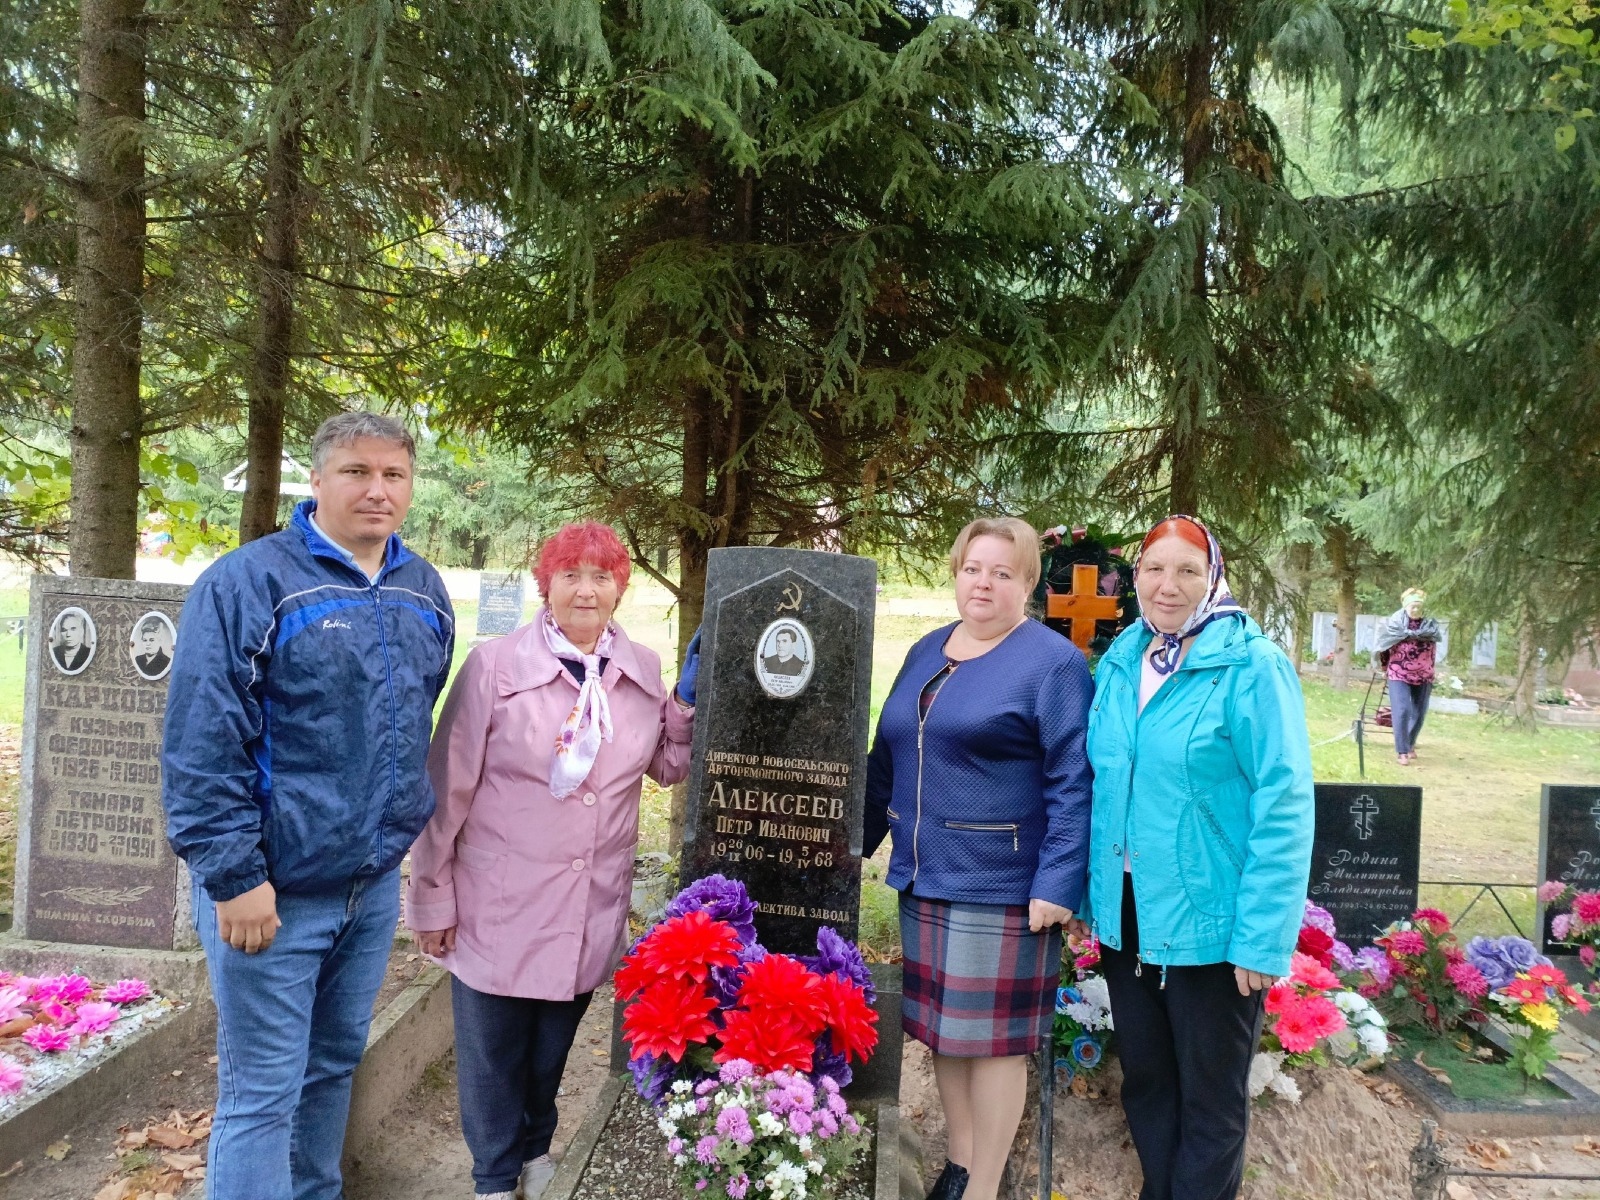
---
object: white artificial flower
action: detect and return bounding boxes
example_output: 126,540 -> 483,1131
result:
1247,1051 -> 1282,1099
1358,1025 -> 1390,1058
1328,1029 -> 1360,1062
672,1080 -> 693,1095
796,1135 -> 812,1153
807,1159 -> 824,1175
673,1154 -> 689,1167
658,1118 -> 678,1137
757,1112 -> 784,1137
1268,1072 -> 1303,1103
1334,990 -> 1368,1014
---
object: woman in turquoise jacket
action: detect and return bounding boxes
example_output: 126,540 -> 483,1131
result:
1081,515 -> 1312,1200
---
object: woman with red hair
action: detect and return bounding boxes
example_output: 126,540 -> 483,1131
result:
407,521 -> 700,1200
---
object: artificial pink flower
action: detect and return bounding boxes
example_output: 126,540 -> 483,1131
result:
1582,946 -> 1597,967
25,976 -> 61,1003
1411,908 -> 1452,935
1288,953 -> 1341,992
22,1025 -> 71,1053
1553,913 -> 1574,941
1446,961 -> 1489,999
1539,880 -> 1570,904
0,987 -> 26,1025
35,1000 -> 74,1026
1264,981 -> 1297,1016
1296,994 -> 1347,1041
102,979 -> 150,1006
69,1001 -> 119,1037
0,1059 -> 23,1094
50,976 -> 91,1005
1573,892 -> 1600,925
1273,999 -> 1320,1054
1385,930 -> 1427,957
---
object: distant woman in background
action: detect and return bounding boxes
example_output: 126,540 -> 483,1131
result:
1376,587 -> 1440,766
864,516 -> 1094,1200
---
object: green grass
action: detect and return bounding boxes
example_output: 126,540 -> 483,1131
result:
1391,1026 -> 1568,1102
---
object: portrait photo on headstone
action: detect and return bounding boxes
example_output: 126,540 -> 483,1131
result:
754,617 -> 814,698
48,605 -> 97,675
129,610 -> 177,680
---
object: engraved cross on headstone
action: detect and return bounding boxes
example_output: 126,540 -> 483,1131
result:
1589,796 -> 1600,836
1351,793 -> 1380,841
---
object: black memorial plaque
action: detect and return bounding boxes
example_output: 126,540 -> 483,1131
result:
475,571 -> 526,637
681,547 -> 876,955
1308,783 -> 1423,947
16,576 -> 189,949
1538,784 -> 1600,951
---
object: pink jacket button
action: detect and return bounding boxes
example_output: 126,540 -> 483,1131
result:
583,792 -> 597,806
572,858 -> 585,871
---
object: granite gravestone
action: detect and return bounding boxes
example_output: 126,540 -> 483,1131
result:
14,576 -> 190,950
680,547 -> 876,955
1308,783 -> 1423,947
1538,785 -> 1600,950
475,571 -> 526,637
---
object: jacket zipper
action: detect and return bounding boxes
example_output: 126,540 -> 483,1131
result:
912,660 -> 958,886
944,820 -> 1020,851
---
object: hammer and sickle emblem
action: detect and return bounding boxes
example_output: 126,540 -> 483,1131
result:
776,583 -> 803,614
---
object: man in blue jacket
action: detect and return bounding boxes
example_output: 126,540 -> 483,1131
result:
163,412 -> 455,1200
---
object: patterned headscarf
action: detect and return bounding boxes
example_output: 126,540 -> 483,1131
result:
541,608 -> 617,799
1401,587 -> 1427,608
1133,514 -> 1247,675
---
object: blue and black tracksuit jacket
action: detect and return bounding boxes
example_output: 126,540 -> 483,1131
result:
163,501 -> 456,902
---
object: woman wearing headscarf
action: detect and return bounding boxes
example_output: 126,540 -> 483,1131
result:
1079,515 -> 1313,1200
407,521 -> 700,1200
1374,587 -> 1440,766
864,517 -> 1094,1200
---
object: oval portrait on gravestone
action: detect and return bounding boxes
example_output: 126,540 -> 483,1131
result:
754,618 -> 815,699
129,611 -> 177,681
48,606 -> 97,676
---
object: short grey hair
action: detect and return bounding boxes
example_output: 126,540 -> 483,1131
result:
310,412 -> 417,472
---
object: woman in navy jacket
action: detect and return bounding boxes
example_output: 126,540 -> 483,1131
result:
864,517 -> 1094,1200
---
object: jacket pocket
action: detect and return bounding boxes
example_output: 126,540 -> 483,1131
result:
1174,801 -> 1242,919
452,840 -> 506,956
943,820 -> 1020,851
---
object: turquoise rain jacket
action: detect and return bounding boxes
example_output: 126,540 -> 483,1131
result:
1083,614 -> 1313,977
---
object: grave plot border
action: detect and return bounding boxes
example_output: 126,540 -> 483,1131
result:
1387,1023 -> 1600,1135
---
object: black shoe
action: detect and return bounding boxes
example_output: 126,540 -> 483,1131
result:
927,1160 -> 970,1200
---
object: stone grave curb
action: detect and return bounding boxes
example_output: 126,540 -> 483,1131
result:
0,935 -> 209,999
0,995 -> 214,1167
343,964 -> 454,1170
1387,1023 -> 1600,1135
544,1071 -> 920,1200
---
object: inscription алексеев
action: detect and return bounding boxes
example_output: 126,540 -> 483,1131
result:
14,576 -> 190,950
475,571 -> 527,637
1307,783 -> 1422,948
1539,784 -> 1600,951
681,547 -> 877,955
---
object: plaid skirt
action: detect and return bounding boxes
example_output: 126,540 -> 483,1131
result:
899,891 -> 1062,1058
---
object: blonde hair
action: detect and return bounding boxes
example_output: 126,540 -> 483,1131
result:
948,517 -> 1042,592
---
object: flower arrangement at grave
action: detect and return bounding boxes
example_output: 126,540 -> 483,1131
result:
1357,908 -> 1493,1034
1488,962 -> 1591,1080
1249,903 -> 1390,1103
1537,880 -> 1600,975
615,876 -> 878,1198
0,973 -> 160,1101
1054,934 -> 1113,1092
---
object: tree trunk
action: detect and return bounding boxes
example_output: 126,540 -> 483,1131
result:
670,388 -> 712,856
69,0 -> 146,579
1285,541 -> 1313,675
1327,522 -> 1358,691
1168,8 -> 1213,517
1513,603 -> 1539,724
240,0 -> 306,543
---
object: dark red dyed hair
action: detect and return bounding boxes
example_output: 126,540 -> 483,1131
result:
1139,516 -> 1210,559
534,521 -> 632,598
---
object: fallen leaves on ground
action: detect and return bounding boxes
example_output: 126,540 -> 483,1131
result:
98,1110 -> 212,1200
1412,1051 -> 1452,1086
1575,1136 -> 1600,1157
43,1140 -> 69,1161
1463,1139 -> 1511,1170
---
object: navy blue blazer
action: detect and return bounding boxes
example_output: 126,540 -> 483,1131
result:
863,618 -> 1094,909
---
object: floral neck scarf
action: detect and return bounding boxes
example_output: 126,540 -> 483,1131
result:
542,608 -> 617,799
1134,514 -> 1247,675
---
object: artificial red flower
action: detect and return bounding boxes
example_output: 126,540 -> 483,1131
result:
1501,977 -> 1545,1005
1527,964 -> 1567,987
1446,961 -> 1489,999
1296,994 -> 1347,1041
1410,908 -> 1451,936
621,978 -> 719,1063
714,1008 -> 816,1073
736,954 -> 828,1035
1559,983 -> 1592,1013
613,950 -> 656,1002
1441,944 -> 1465,965
1382,930 -> 1427,958
1288,953 -> 1340,992
1273,999 -> 1319,1054
1296,926 -> 1334,967
636,911 -> 743,985
1264,981 -> 1297,1016
1573,892 -> 1600,925
816,973 -> 879,1064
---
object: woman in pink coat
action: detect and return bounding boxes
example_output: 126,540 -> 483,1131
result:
407,521 -> 698,1200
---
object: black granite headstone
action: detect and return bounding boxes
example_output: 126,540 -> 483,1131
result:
1538,784 -> 1600,951
680,547 -> 876,955
1307,783 -> 1423,947
475,571 -> 526,637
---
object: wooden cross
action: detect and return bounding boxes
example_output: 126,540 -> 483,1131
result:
1045,564 -> 1122,652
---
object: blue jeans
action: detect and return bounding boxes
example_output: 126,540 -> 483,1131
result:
451,977 -> 593,1194
1388,680 -> 1432,756
193,870 -> 400,1200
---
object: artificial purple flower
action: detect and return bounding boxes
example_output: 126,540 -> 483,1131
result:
695,1135 -> 719,1165
801,926 -> 876,1003
1330,939 -> 1356,972
695,1180 -> 708,1192
1352,946 -> 1393,988
667,1137 -> 685,1155
1466,935 -> 1552,990
715,1105 -> 754,1145
788,1110 -> 814,1136
1554,913 -> 1575,941
842,1113 -> 860,1135
816,1109 -> 839,1138
811,1044 -> 854,1091
826,1091 -> 847,1117
627,1051 -> 674,1107
728,1173 -> 750,1199
665,875 -> 758,946
1302,902 -> 1338,937
718,1058 -> 754,1086
696,1077 -> 720,1096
